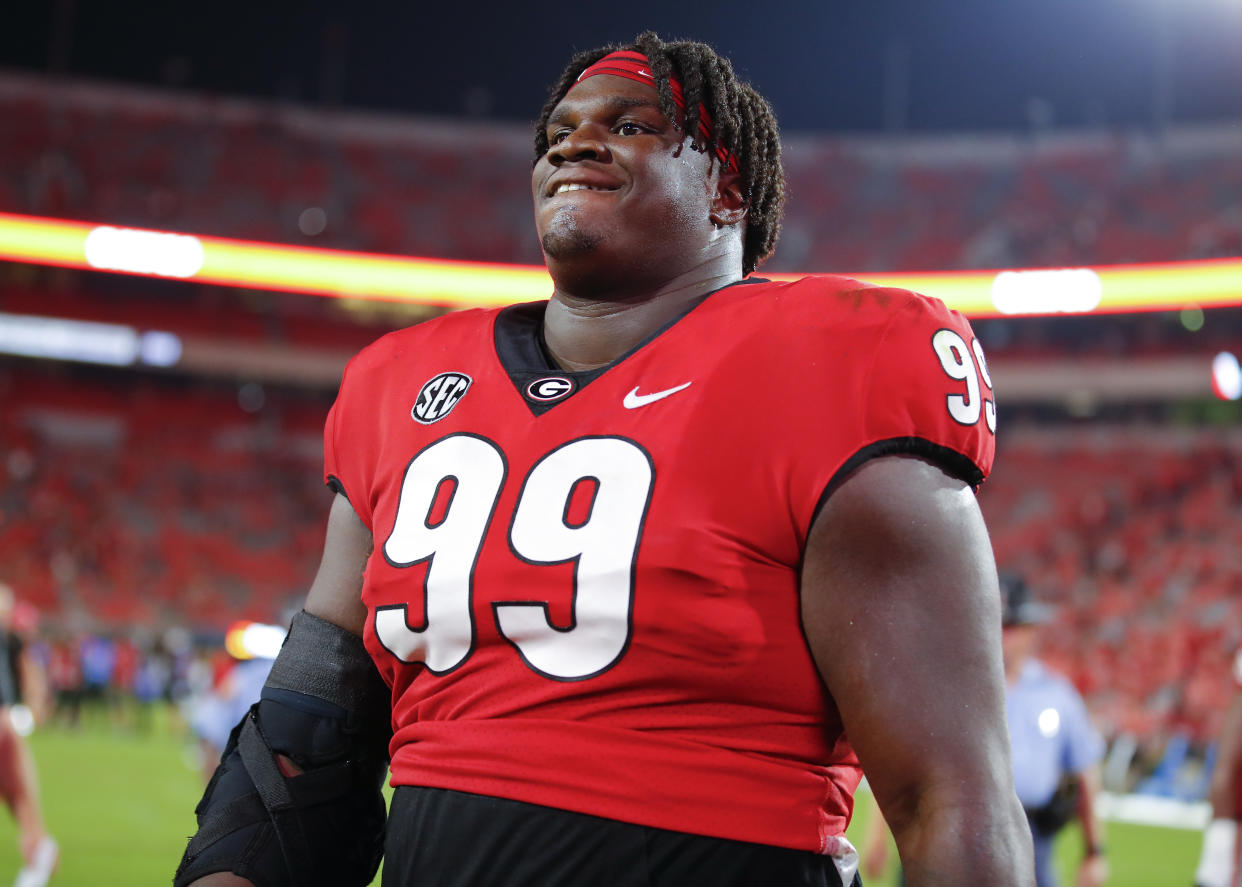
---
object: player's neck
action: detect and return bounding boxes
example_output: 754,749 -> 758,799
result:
543,270 -> 740,371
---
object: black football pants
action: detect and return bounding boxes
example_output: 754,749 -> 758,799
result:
382,786 -> 861,887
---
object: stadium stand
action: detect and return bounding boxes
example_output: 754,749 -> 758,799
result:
0,365 -> 328,629
3,72 -> 1242,273
980,426 -> 1242,750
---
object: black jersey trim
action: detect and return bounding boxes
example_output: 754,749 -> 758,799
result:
493,278 -> 767,417
809,436 -> 986,526
326,473 -> 349,502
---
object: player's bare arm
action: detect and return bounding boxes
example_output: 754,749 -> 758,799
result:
801,454 -> 1034,886
304,492 -> 373,636
179,493 -> 385,887
264,491 -> 372,788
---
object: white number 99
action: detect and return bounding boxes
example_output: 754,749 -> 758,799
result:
932,328 -> 996,433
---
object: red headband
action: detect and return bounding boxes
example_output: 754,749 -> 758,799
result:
573,50 -> 740,173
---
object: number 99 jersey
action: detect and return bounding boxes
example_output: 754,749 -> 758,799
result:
323,275 -> 996,855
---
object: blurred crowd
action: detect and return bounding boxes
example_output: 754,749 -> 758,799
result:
981,427 -> 1242,793
0,366 -> 325,630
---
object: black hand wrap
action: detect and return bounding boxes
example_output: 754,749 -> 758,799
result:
175,611 -> 392,887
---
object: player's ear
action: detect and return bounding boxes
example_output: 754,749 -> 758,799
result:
709,169 -> 748,229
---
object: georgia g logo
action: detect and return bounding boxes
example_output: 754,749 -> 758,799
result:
525,376 -> 575,403
412,372 -> 472,424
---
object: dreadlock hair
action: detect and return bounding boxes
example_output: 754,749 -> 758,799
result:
534,31 -> 786,275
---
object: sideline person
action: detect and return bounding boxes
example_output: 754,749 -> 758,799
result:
0,584 -> 57,887
1002,573 -> 1107,887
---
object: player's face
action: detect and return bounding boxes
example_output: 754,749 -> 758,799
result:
532,74 -> 720,283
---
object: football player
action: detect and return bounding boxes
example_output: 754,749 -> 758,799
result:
178,31 -> 1033,887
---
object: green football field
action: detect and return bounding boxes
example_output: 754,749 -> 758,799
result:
846,789 -> 1205,887
0,707 -> 1206,886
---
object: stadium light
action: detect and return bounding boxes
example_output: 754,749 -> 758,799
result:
1211,351 -> 1242,401
0,311 -> 182,367
2,211 -> 1241,318
84,225 -> 205,278
224,621 -> 287,660
991,268 -> 1101,314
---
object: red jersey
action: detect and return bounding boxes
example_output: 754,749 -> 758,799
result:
323,275 -> 996,854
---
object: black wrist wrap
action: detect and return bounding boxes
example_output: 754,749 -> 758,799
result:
175,611 -> 392,887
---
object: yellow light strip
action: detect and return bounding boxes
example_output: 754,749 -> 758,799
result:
199,234 -> 552,306
2,211 -> 1240,317
0,213 -> 93,266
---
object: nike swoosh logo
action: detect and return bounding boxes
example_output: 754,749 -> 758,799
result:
623,382 -> 692,409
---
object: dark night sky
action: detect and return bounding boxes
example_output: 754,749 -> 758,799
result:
3,0 -> 1241,133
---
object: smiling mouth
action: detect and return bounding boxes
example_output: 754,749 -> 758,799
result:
550,182 -> 618,197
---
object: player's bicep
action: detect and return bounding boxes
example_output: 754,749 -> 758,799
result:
304,493 -> 372,636
800,455 -> 1011,831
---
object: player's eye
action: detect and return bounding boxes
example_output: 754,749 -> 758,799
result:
616,122 -> 645,136
549,128 -> 572,145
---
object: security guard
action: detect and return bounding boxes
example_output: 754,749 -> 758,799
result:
1002,573 -> 1108,887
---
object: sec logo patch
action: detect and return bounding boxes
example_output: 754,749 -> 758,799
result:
525,376 -> 575,403
412,372 -> 472,424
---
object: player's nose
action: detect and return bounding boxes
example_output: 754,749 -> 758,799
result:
546,124 -> 612,166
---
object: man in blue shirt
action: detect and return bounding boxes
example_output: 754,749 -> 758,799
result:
1002,573 -> 1107,887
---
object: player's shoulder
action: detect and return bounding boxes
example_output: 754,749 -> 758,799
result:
733,274 -> 962,330
343,305 -> 506,375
